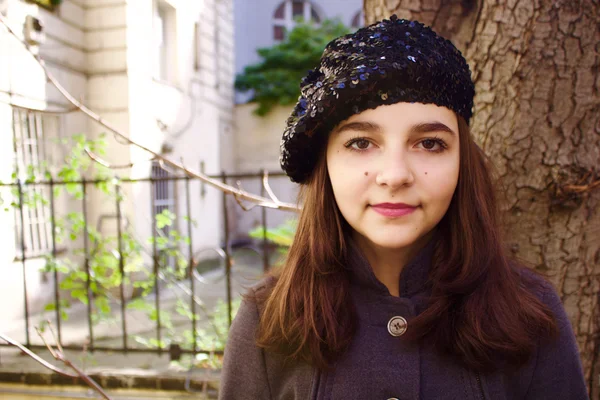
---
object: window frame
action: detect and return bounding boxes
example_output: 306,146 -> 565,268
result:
12,108 -> 60,259
272,0 -> 323,42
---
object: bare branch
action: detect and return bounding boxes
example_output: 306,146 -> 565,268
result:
35,326 -> 59,359
0,14 -> 300,213
0,332 -> 76,378
36,324 -> 113,400
1,330 -> 113,399
59,357 -> 113,400
262,169 -> 282,204
46,319 -> 64,354
562,179 -> 600,194
158,159 -> 183,177
84,147 -> 144,169
233,180 -> 258,211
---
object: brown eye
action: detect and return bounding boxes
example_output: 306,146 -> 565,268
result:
422,139 -> 436,150
354,139 -> 370,149
345,138 -> 372,151
418,138 -> 447,153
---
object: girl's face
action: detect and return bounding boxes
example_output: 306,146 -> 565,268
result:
326,102 -> 460,251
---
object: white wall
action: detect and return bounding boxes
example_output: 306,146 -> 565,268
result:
230,103 -> 298,239
0,0 -> 88,328
0,0 -> 235,329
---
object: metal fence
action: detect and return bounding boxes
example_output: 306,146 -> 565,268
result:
0,170 -> 293,361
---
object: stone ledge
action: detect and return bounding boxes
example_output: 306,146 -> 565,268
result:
0,369 -> 220,398
0,347 -> 221,398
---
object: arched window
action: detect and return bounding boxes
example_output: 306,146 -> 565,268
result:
351,10 -> 364,29
273,1 -> 323,41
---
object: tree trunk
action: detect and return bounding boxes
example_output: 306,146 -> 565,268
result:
363,0 -> 600,397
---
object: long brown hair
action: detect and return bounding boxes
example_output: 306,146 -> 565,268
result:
253,116 -> 558,373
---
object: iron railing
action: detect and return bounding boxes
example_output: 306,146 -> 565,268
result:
0,170 -> 292,360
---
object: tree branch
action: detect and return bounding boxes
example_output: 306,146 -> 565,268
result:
0,331 -> 113,400
0,14 -> 300,213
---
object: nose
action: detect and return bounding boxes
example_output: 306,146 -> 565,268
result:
375,148 -> 415,189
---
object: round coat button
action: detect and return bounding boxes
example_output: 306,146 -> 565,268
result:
387,398 -> 400,400
387,316 -> 407,337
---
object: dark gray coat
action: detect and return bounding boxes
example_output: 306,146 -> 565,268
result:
219,239 -> 589,400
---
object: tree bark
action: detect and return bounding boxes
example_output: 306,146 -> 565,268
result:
363,0 -> 600,397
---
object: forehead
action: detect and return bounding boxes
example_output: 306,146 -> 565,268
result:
339,102 -> 458,132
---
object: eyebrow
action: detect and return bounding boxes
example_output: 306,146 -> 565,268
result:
333,121 -> 456,136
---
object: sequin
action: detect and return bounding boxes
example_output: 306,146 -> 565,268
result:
279,14 -> 475,183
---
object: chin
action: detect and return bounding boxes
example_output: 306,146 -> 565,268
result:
362,229 -> 423,250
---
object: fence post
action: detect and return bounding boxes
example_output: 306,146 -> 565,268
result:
81,180 -> 94,351
150,176 -> 162,352
185,175 -> 197,353
260,169 -> 269,273
221,172 -> 233,327
115,182 -> 128,351
49,177 -> 62,346
17,180 -> 30,347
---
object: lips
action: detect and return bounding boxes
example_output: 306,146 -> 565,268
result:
370,203 -> 417,217
372,202 -> 416,209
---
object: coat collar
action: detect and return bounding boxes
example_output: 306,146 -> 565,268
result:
344,231 -> 437,298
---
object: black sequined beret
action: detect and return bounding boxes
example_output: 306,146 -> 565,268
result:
280,15 -> 475,183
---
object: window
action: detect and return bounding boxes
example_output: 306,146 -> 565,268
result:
153,0 -> 176,82
194,22 -> 201,71
151,161 -> 178,268
272,1 -> 322,41
12,109 -> 58,258
151,161 -> 176,240
351,10 -> 364,29
214,10 -> 220,88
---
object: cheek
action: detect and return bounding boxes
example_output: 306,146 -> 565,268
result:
328,163 -> 371,218
419,160 -> 459,203
330,168 -> 367,199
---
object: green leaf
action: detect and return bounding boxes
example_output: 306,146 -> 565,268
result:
127,298 -> 154,312
155,209 -> 175,229
95,296 -> 111,315
235,18 -> 351,116
249,218 -> 297,247
71,289 -> 88,304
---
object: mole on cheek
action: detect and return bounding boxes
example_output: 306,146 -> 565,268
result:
364,171 -> 368,176
425,172 -> 428,175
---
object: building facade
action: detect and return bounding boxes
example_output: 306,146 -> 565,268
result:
0,0 -> 234,329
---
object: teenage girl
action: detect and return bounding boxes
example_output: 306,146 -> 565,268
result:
219,15 -> 589,400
